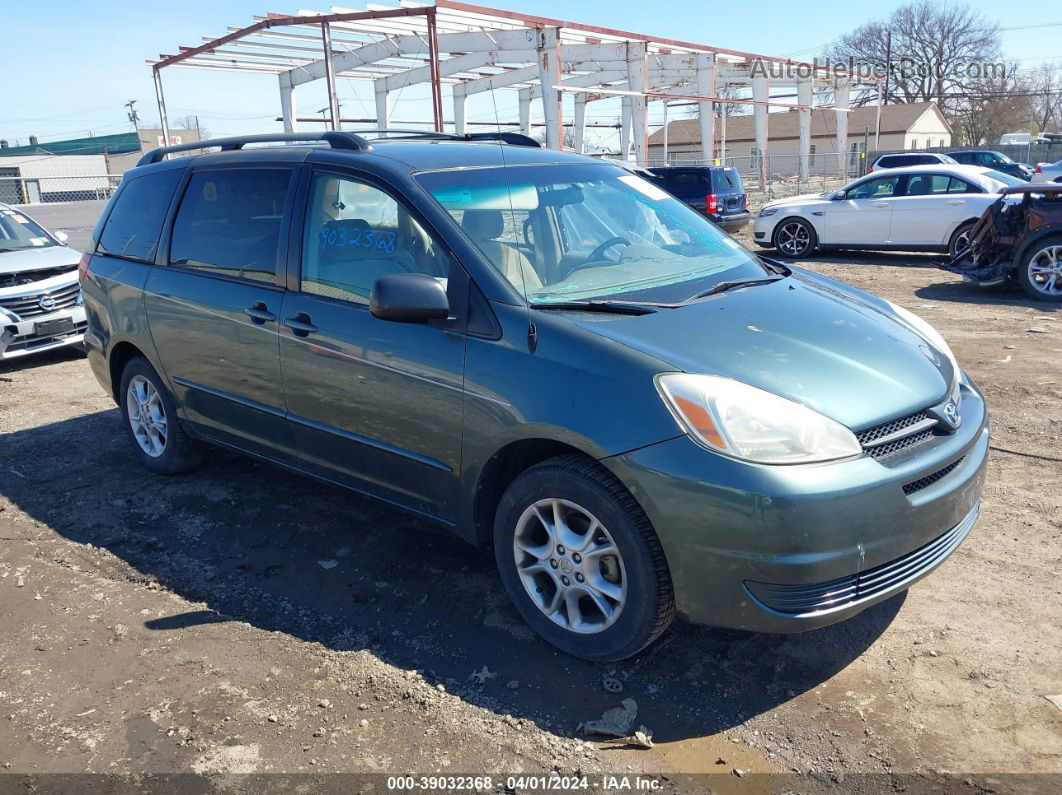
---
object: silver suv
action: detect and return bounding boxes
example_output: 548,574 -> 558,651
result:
0,203 -> 86,360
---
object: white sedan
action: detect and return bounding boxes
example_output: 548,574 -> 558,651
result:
753,165 -> 1025,259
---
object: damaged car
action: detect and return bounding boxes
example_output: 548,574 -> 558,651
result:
0,202 -> 86,360
944,184 -> 1062,301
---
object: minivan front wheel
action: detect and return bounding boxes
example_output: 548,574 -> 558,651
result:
494,454 -> 675,661
119,357 -> 203,474
773,218 -> 816,258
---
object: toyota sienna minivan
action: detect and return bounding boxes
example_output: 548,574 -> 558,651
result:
81,131 -> 989,661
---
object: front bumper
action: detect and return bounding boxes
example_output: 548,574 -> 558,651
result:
1,305 -> 87,360
603,377 -> 989,632
752,214 -> 780,246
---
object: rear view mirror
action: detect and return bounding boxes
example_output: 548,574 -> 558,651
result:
54,230 -> 69,243
370,273 -> 450,323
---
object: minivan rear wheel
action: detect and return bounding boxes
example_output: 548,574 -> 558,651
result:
493,454 -> 675,661
119,356 -> 203,474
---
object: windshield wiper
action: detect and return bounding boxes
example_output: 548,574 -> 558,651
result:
530,300 -> 661,315
682,275 -> 784,303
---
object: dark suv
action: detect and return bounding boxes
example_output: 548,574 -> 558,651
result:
646,166 -> 749,231
946,150 -> 1033,181
81,131 -> 988,660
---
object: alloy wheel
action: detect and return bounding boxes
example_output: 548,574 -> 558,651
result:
951,226 -> 973,257
776,221 -> 811,256
512,498 -> 627,634
1028,244 -> 1062,297
126,375 -> 168,458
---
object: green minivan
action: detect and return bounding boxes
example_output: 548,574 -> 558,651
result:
81,132 -> 988,660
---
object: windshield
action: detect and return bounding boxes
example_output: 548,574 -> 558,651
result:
992,152 -> 1015,164
940,154 -> 958,164
416,163 -> 769,304
984,169 -> 1026,187
0,207 -> 56,253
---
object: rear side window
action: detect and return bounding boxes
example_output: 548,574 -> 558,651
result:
713,168 -> 744,192
97,170 -> 182,263
169,169 -> 291,283
670,171 -> 710,193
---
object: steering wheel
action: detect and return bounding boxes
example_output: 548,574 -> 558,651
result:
567,236 -> 631,276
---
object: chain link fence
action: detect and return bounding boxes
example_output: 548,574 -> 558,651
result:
0,175 -> 121,206
646,152 -> 863,207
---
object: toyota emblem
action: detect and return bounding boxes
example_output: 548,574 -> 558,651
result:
38,294 -> 56,312
943,400 -> 961,427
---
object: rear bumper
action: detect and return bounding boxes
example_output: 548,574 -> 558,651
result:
709,211 -> 751,231
0,305 -> 86,360
602,376 -> 989,632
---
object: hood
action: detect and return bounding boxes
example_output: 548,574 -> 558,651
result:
0,244 -> 81,276
569,274 -> 954,430
763,192 -> 830,209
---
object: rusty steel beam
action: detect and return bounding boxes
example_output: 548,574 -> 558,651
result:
154,7 -> 431,71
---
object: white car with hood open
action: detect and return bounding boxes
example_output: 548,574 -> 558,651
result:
0,202 -> 86,360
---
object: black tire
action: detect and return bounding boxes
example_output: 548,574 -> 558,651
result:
772,217 -> 817,259
493,454 -> 675,661
1016,234 -> 1062,302
948,221 -> 977,260
118,356 -> 203,474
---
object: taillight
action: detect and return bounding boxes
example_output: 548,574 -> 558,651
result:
707,194 -> 718,214
742,193 -> 748,210
1035,165 -> 1043,174
78,252 -> 91,284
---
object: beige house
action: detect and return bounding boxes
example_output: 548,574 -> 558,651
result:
648,101 -> 953,174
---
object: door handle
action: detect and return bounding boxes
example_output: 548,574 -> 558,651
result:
283,312 -> 318,337
946,199 -> 966,205
244,302 -> 275,324
872,202 -> 889,208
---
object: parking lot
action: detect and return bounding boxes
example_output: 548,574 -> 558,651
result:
1,202 -> 1060,788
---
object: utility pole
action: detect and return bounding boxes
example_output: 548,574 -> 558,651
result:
882,31 -> 892,106
125,99 -> 140,128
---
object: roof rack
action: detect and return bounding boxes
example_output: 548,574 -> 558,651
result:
137,131 -> 371,166
356,129 -> 542,148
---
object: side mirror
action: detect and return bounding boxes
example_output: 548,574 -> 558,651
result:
54,230 -> 69,244
370,273 -> 450,323
832,191 -> 847,201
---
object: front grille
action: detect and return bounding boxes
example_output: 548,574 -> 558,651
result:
903,456 -> 965,496
0,281 -> 81,319
857,410 -> 938,460
745,504 -> 978,617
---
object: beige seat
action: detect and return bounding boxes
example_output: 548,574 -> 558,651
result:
461,210 -> 543,291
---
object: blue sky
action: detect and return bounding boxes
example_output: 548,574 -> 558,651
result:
3,0 -> 1060,149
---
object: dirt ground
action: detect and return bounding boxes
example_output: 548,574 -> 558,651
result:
1,215 -> 1060,792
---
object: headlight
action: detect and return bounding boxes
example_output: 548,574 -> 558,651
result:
886,302 -> 959,388
758,208 -> 778,217
655,374 -> 862,464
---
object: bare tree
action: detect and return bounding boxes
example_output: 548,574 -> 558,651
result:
828,1 -> 1003,117
173,115 -> 209,140
1028,64 -> 1062,133
951,63 -> 1033,144
681,84 -> 748,119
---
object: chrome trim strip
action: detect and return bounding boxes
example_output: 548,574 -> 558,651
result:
862,416 -> 938,448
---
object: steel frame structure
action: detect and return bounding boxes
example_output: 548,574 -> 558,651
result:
150,1 -> 873,179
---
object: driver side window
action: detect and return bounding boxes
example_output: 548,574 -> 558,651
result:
301,173 -> 450,304
847,176 -> 900,200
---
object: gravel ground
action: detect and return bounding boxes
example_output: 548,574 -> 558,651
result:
0,209 -> 1060,792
